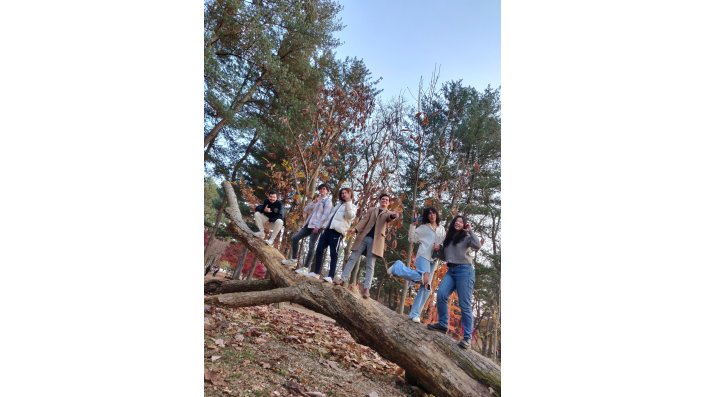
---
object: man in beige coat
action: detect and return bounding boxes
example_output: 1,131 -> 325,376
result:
334,193 -> 399,298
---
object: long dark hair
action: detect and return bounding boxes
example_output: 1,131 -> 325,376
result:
443,215 -> 468,247
420,207 -> 438,225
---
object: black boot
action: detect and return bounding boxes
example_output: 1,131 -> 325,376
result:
427,323 -> 448,333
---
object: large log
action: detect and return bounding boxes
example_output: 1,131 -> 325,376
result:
210,181 -> 501,397
206,286 -> 300,307
204,279 -> 275,294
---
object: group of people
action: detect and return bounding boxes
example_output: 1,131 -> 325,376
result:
249,185 -> 483,350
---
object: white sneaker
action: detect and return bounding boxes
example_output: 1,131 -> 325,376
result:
254,231 -> 265,239
295,268 -> 309,275
265,239 -> 274,246
281,259 -> 296,266
411,317 -> 421,323
323,276 -> 333,283
307,272 -> 320,279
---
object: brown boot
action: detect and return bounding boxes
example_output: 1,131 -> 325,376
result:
362,288 -> 370,299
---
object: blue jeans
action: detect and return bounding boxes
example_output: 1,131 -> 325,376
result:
291,225 -> 320,269
436,264 -> 475,339
341,235 -> 376,289
313,229 -> 343,277
389,257 -> 433,319
409,257 -> 433,320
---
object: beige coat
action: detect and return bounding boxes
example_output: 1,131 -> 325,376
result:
350,207 -> 398,257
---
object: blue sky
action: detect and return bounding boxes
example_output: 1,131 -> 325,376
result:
334,0 -> 500,103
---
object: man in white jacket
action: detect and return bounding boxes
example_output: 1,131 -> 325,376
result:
309,187 -> 357,282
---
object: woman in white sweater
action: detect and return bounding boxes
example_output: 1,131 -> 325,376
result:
310,187 -> 357,282
387,207 -> 446,322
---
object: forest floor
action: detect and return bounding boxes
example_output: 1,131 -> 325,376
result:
204,301 -> 431,397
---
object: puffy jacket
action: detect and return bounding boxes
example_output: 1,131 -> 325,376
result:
322,200 -> 357,235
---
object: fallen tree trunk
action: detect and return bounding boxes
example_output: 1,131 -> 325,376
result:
209,181 -> 501,397
204,279 -> 275,294
206,286 -> 300,307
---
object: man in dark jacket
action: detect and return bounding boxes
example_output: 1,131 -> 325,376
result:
252,190 -> 284,245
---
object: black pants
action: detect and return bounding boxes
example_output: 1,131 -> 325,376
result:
291,224 -> 320,268
313,228 -> 343,277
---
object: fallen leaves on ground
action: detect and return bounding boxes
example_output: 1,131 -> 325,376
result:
205,303 -> 421,397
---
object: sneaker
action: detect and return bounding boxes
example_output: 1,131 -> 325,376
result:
265,239 -> 274,246
362,288 -> 370,299
281,259 -> 296,266
386,265 -> 394,276
323,276 -> 333,283
411,317 -> 421,323
295,268 -> 309,275
458,338 -> 471,350
307,272 -> 320,279
427,323 -> 448,333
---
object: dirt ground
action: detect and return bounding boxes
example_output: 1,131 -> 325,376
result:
204,302 -> 431,397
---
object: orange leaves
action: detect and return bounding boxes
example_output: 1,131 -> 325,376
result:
237,178 -> 258,205
415,111 -> 429,126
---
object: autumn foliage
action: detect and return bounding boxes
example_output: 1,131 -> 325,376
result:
219,242 -> 267,279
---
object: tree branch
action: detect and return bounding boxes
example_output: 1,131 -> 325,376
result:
205,278 -> 276,295
205,286 -> 302,307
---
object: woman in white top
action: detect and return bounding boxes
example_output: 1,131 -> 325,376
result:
311,187 -> 357,282
387,207 -> 446,322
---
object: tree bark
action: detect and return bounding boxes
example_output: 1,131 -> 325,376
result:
399,131 -> 424,313
245,258 -> 257,280
206,286 -> 300,307
205,202 -> 226,255
204,128 -> 261,254
205,278 -> 275,294
233,247 -> 249,279
211,181 -> 501,397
